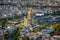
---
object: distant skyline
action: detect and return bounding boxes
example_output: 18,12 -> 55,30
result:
0,0 -> 60,18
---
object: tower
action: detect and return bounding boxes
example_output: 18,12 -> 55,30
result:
23,7 -> 33,27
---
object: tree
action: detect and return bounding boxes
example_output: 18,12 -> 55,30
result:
25,36 -> 29,40
51,10 -> 60,15
48,23 -> 60,32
